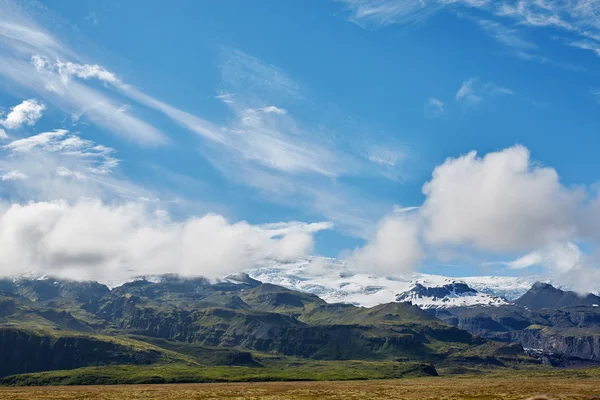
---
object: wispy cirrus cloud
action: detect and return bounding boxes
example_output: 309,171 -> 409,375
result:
425,97 -> 446,116
0,2 -> 167,145
1,169 -> 27,181
456,77 -> 513,107
592,89 -> 600,104
476,18 -> 536,50
29,51 -> 358,179
204,48 -> 411,235
0,1 -> 403,241
456,77 -> 484,106
569,40 -> 600,56
336,0 -> 445,28
4,129 -> 118,174
336,0 -> 600,60
0,128 -> 142,202
0,56 -> 168,145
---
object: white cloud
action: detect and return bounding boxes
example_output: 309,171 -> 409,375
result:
260,105 -> 287,114
0,3 -> 68,60
0,200 -> 331,284
0,99 -> 45,129
364,142 -> 409,182
219,48 -> 301,99
350,210 -> 422,274
421,145 -> 582,252
425,97 -> 445,116
592,89 -> 600,104
456,77 -> 484,105
201,49 -> 366,180
350,144 -> 600,290
568,40 -> 600,56
32,55 -> 120,84
0,3 -> 168,146
0,128 -> 7,139
483,82 -> 514,96
0,129 -> 144,203
476,19 -> 537,49
338,0 -> 445,28
217,106 -> 351,177
0,58 -> 167,145
456,77 -> 513,106
1,170 -> 27,181
216,93 -> 235,104
503,242 -> 600,294
338,0 -> 600,60
4,129 -> 118,174
31,54 -> 353,178
0,3 -> 403,241
507,242 -> 582,273
367,145 -> 406,167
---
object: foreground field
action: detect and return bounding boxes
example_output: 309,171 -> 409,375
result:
1,376 -> 600,400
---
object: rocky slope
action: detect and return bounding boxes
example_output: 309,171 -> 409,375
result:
433,284 -> 600,363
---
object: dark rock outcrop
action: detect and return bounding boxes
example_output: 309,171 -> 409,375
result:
397,282 -> 477,303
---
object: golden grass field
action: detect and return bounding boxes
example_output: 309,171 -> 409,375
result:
1,377 -> 599,400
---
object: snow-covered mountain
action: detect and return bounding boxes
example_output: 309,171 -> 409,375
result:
247,256 -> 551,308
395,280 -> 508,309
6,256 -> 554,309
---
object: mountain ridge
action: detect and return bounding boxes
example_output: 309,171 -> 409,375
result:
0,273 -> 537,383
515,282 -> 600,310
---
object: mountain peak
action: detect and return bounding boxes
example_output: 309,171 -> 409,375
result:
516,283 -> 600,310
531,282 -> 557,291
395,281 -> 508,309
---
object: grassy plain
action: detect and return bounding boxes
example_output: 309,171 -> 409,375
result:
1,375 -> 599,400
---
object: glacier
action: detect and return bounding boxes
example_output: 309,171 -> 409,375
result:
247,256 -> 554,308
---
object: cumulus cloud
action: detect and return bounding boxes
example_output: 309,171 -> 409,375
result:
421,145 -> 582,252
507,242 -> 582,273
350,210 -> 422,274
0,128 -> 7,139
350,144 -> 598,289
0,200 -> 331,284
0,99 -> 45,129
503,241 -> 600,294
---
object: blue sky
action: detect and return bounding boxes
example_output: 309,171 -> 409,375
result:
0,0 -> 600,287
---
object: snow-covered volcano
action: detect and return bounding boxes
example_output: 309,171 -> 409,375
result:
396,280 -> 508,309
247,256 -> 549,308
